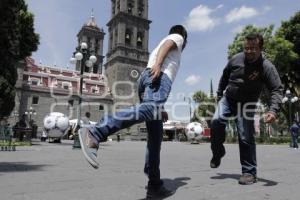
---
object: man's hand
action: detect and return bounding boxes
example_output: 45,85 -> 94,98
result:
264,112 -> 276,123
216,95 -> 222,103
161,111 -> 168,122
150,63 -> 161,83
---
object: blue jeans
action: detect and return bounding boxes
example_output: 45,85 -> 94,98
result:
90,68 -> 172,185
291,132 -> 299,148
211,96 -> 257,175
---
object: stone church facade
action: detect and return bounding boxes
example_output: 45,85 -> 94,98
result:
105,0 -> 151,106
9,0 -> 151,138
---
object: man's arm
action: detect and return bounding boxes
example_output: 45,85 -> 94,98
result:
216,63 -> 231,101
264,62 -> 283,123
150,40 -> 177,82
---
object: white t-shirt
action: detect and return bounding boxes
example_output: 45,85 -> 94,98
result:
146,33 -> 184,82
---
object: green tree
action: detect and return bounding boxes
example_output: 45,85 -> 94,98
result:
0,0 -> 39,119
192,90 -> 216,127
276,11 -> 300,96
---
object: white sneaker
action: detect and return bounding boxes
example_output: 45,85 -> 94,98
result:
78,127 -> 99,169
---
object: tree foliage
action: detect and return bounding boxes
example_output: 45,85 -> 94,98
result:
276,11 -> 300,96
0,0 -> 39,119
192,90 -> 216,127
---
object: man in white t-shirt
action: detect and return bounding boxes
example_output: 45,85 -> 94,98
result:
79,25 -> 187,199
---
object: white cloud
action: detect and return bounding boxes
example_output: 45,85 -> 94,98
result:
225,6 -> 259,23
184,5 -> 222,32
231,25 -> 245,33
185,75 -> 201,86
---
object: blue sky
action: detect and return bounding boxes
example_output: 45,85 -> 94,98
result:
26,0 -> 300,121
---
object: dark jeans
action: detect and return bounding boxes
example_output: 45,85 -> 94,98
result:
211,96 -> 257,175
90,68 -> 172,185
144,120 -> 164,186
291,132 -> 299,148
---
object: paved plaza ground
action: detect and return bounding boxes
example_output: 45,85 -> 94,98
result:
1,140 -> 300,200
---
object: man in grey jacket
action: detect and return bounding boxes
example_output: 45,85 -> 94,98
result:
210,33 -> 283,185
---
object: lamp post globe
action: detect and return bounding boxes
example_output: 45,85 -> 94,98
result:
75,52 -> 83,61
89,55 -> 97,63
85,60 -> 93,68
70,57 -> 77,65
80,42 -> 88,50
282,97 -> 288,103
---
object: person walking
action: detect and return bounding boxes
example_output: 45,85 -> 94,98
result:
290,121 -> 299,149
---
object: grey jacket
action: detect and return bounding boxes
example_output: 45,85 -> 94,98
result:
217,52 -> 283,114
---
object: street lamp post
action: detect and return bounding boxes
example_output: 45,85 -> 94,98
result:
282,89 -> 299,146
12,110 -> 19,124
24,106 -> 36,125
24,106 -> 37,140
70,42 -> 97,149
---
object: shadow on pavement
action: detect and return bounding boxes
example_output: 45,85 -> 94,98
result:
211,173 -> 278,186
0,162 -> 50,173
138,177 -> 191,200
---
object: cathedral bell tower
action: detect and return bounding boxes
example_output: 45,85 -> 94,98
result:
105,0 -> 151,105
76,11 -> 105,74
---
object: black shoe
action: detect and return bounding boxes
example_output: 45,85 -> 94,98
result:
146,185 -> 174,199
238,173 -> 257,185
210,149 -> 226,168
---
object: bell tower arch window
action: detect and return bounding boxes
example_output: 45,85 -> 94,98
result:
127,0 -> 134,14
138,0 -> 144,17
125,29 -> 132,45
137,32 -> 143,48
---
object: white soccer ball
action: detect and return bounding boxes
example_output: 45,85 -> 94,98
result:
43,112 -> 70,138
43,115 -> 56,129
56,116 -> 69,131
186,122 -> 203,141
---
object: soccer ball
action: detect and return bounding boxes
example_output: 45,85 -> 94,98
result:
185,122 -> 203,141
43,112 -> 70,138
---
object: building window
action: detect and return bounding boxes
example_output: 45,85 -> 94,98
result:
125,29 -> 132,45
31,80 -> 38,85
91,86 -> 99,94
117,0 -> 120,11
127,0 -> 134,14
68,100 -> 74,107
138,0 -> 144,16
99,105 -> 104,111
137,32 -> 143,48
92,89 -> 97,93
29,78 -> 40,86
32,96 -> 39,105
62,82 -> 72,90
110,35 -> 113,50
114,28 -> 118,46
